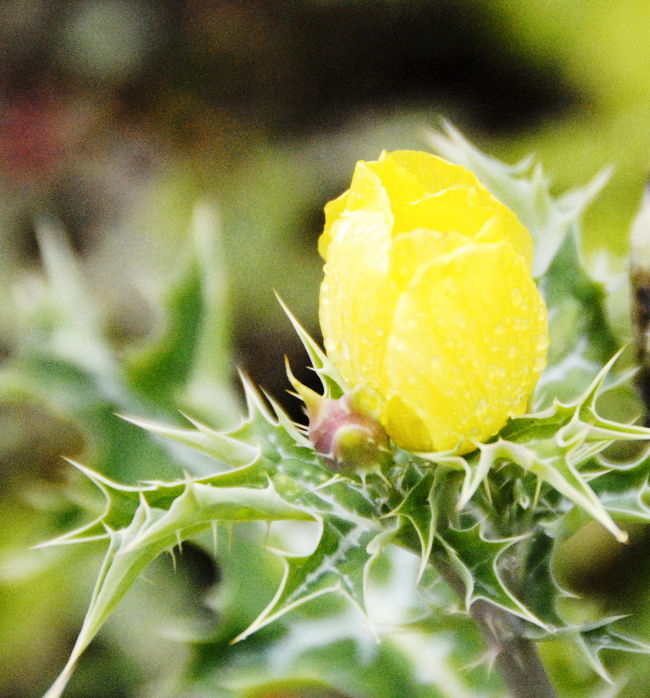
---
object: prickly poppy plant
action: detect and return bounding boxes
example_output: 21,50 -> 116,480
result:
35,127 -> 650,698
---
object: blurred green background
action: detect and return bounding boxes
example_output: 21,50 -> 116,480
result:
3,1 -> 650,696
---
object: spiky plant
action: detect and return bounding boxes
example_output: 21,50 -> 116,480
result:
8,129 -> 650,698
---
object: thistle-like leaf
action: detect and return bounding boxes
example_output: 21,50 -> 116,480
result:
535,235 -> 619,405
234,517 -> 380,643
43,371 -> 393,697
44,478 -> 315,698
589,464 -> 650,524
575,622 -> 650,684
276,293 -> 347,398
386,472 -> 437,583
437,520 -> 549,630
119,413 -> 259,468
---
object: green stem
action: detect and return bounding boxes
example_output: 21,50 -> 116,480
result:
434,555 -> 556,698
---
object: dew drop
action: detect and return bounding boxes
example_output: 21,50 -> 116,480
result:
537,333 -> 550,351
475,398 -> 487,413
534,355 -> 546,371
508,345 -> 518,359
511,393 -> 524,407
494,323 -> 505,335
430,356 -> 441,370
511,287 -> 523,306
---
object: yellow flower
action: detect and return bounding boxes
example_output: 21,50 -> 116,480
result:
318,150 -> 548,454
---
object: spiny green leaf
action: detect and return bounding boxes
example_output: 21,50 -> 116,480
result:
276,295 -> 347,399
439,432 -> 627,543
121,480 -> 315,554
44,480 -> 314,698
44,504 -> 154,698
43,387 -> 391,696
461,351 -> 650,541
37,459 -> 146,546
503,349 -> 643,451
536,235 -> 619,405
235,517 -> 380,643
39,454 -> 277,548
437,520 -> 550,631
456,440 -> 535,510
575,622 -> 650,684
517,531 -> 577,632
386,472 -> 437,583
527,450 -> 627,542
590,463 -> 650,524
119,413 -> 259,467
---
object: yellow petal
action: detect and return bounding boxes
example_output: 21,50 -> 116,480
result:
383,242 -> 547,453
320,190 -> 349,258
364,152 -> 429,220
382,150 -> 478,192
389,228 -> 471,291
319,210 -> 399,416
395,186 -> 494,237
371,151 -> 532,267
475,211 -> 533,269
319,161 -> 392,259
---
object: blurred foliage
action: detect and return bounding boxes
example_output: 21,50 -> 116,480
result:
3,0 -> 650,696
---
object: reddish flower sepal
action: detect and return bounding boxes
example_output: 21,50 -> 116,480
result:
308,393 -> 390,473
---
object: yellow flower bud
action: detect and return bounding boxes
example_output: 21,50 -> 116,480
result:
319,150 -> 548,455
